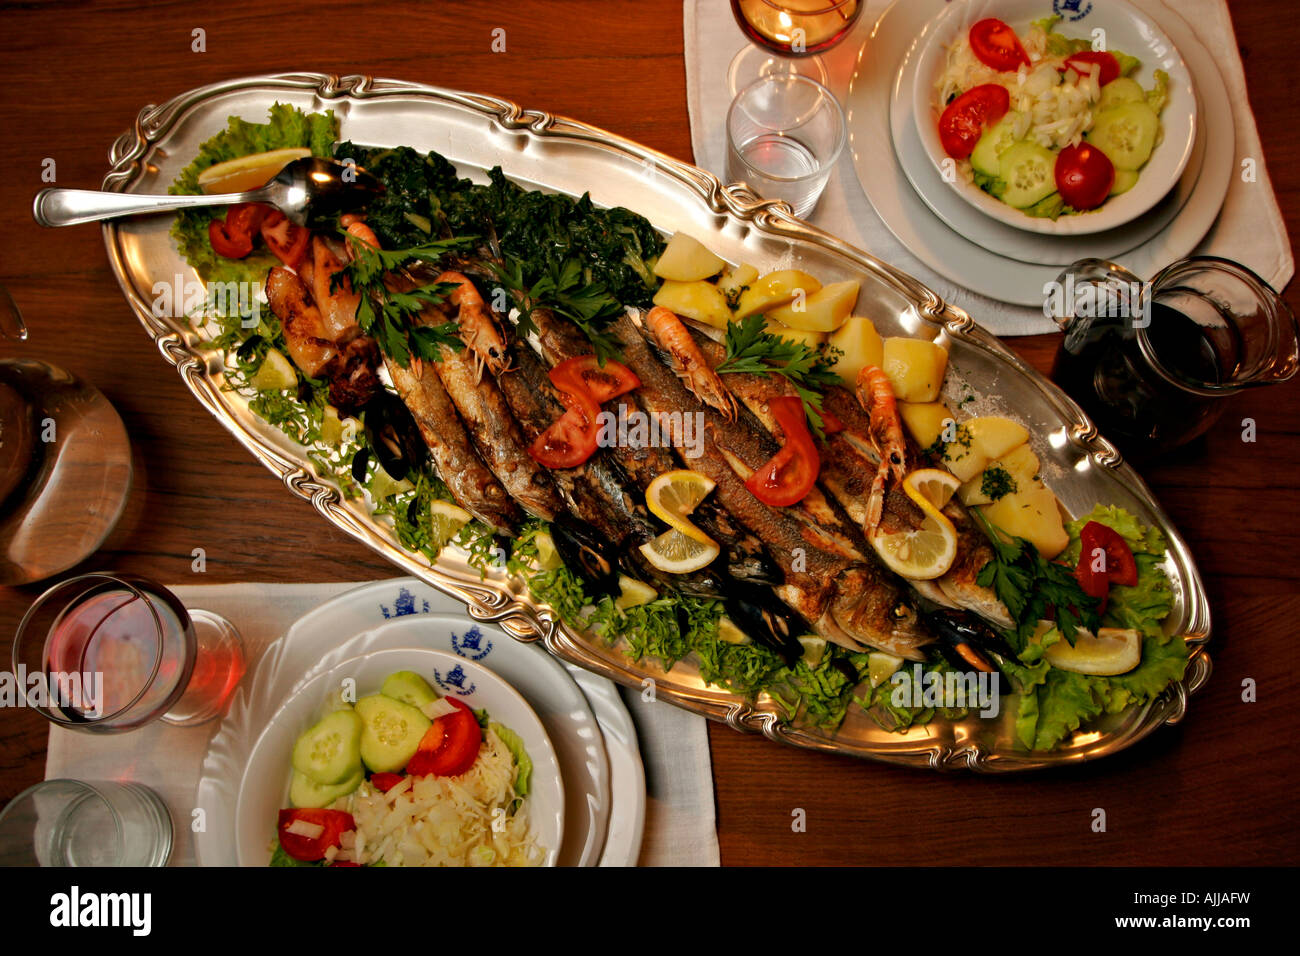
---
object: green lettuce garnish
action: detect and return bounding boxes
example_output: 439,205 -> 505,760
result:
169,103 -> 338,287
1147,69 -> 1171,113
490,722 -> 532,798
1011,506 -> 1186,750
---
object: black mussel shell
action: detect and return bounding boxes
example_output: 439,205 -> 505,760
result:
363,392 -> 426,483
723,582 -> 807,668
923,608 -> 1014,695
550,514 -> 621,599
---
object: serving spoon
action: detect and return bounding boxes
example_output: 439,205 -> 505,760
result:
32,157 -> 385,228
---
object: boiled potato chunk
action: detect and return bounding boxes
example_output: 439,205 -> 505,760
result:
653,232 -> 726,282
733,269 -> 821,318
966,416 -> 1029,461
898,401 -> 954,451
763,319 -> 825,351
827,315 -> 884,387
652,279 -> 732,329
716,262 -> 759,298
881,337 -> 948,403
942,443 -> 988,484
765,280 -> 859,333
995,443 -> 1041,490
980,485 -> 1069,558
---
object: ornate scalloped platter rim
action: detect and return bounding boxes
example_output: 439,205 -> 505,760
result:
98,72 -> 1211,772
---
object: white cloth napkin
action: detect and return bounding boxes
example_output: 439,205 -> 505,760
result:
685,0 -> 1293,335
44,581 -> 719,867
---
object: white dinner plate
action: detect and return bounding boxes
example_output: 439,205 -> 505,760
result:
235,646 -> 566,866
195,579 -> 646,866
846,0 -> 1235,305
889,8 -> 1207,265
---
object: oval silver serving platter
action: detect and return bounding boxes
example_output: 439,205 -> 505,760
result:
100,73 -> 1211,771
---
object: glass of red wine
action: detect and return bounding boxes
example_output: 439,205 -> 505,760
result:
12,573 -> 246,731
727,0 -> 864,96
1048,256 -> 1299,456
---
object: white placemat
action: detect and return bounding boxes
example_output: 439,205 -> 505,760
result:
685,0 -> 1293,335
43,581 -> 719,867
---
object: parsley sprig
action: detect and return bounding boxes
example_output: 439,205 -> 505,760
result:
487,256 -> 624,364
336,235 -> 473,367
972,509 -> 1100,648
715,313 -> 841,437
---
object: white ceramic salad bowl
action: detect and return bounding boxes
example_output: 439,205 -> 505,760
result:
234,646 -> 565,867
910,0 -> 1197,235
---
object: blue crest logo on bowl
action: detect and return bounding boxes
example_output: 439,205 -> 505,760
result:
1053,0 -> 1094,21
451,626 -> 493,661
379,585 -> 430,619
435,662 -> 477,696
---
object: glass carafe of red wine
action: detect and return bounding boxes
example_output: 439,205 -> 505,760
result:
0,284 -> 133,584
1048,257 -> 1300,456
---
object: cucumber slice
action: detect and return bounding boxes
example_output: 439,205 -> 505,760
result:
289,767 -> 363,809
355,694 -> 431,773
381,670 -> 439,710
1088,102 -> 1160,171
1110,169 -> 1140,196
291,709 -> 363,785
998,142 -> 1059,209
1097,77 -> 1145,112
969,112 -> 1024,178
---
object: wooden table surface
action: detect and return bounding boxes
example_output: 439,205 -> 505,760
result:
1,0 -> 1296,866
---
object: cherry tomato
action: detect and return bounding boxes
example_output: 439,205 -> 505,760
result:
260,209 -> 311,268
1054,143 -> 1115,211
548,355 -> 640,405
744,396 -> 819,507
368,772 -> 404,793
276,808 -> 354,862
969,18 -> 1030,72
406,697 -> 482,778
1062,51 -> 1121,87
938,84 -> 1011,160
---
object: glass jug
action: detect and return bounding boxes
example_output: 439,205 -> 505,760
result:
0,285 -> 133,584
1047,257 -> 1299,456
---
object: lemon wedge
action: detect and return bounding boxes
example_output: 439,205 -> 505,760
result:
614,575 -> 658,611
428,499 -> 472,551
639,528 -> 720,574
532,531 -> 563,571
870,470 -> 959,580
645,470 -> 715,543
797,635 -> 827,666
196,147 -> 311,194
1036,621 -> 1142,676
867,651 -> 904,687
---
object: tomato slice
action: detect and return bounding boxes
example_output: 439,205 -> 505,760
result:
208,203 -> 273,260
368,772 -> 404,793
1054,143 -> 1115,211
744,396 -> 819,507
260,209 -> 311,269
549,355 -> 640,405
819,408 -> 844,436
276,808 -> 354,862
1080,521 -> 1138,586
406,697 -> 482,778
1063,51 -> 1120,87
969,18 -> 1030,72
938,84 -> 1011,160
529,402 -> 600,469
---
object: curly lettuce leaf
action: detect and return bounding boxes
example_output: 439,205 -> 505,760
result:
489,722 -> 532,798
169,104 -> 338,287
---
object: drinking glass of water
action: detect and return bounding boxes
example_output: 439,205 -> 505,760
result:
0,778 -> 172,866
725,73 -> 846,218
12,572 -> 246,731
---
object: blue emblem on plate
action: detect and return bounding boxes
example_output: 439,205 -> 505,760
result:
434,663 -> 476,696
1053,0 -> 1093,21
379,586 -> 430,619
451,626 -> 492,661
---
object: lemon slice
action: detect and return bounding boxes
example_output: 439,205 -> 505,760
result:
718,616 -> 751,645
429,499 -> 472,551
645,470 -> 716,543
197,147 -> 311,194
1038,622 -> 1142,676
904,467 -> 960,512
870,509 -> 957,580
639,528 -> 720,574
614,575 -> 658,611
